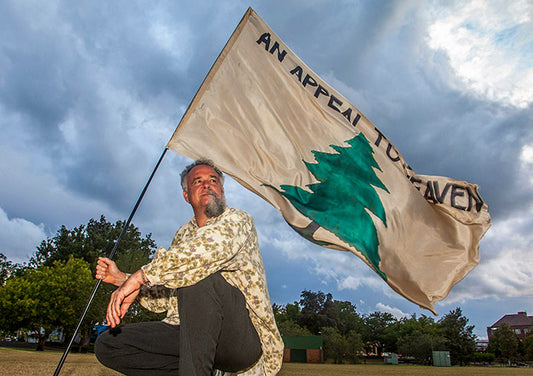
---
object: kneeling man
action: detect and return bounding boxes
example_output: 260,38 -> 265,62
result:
95,159 -> 283,376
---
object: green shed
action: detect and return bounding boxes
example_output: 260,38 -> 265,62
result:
282,336 -> 323,363
432,351 -> 451,367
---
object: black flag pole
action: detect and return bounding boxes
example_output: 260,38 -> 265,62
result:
53,147 -> 169,376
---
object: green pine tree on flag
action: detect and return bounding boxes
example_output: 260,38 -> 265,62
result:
269,132 -> 389,279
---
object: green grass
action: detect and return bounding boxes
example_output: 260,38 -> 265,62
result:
278,362 -> 533,376
0,347 -> 121,376
1,347 -> 531,376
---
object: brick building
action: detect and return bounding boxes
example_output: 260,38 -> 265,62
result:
282,335 -> 323,363
487,311 -> 532,342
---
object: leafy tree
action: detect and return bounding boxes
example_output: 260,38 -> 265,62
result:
276,320 -> 312,337
298,290 -> 331,334
0,253 -> 23,286
0,253 -> 11,285
524,332 -> 533,361
438,307 -> 477,365
395,314 -> 445,364
336,300 -> 364,336
0,257 -> 94,350
345,330 -> 365,364
395,313 -> 436,337
296,290 -> 364,336
285,302 -> 302,323
474,352 -> 495,364
28,216 -> 160,329
321,327 -> 348,364
2,217 -> 160,349
272,303 -> 284,319
398,329 -> 446,364
489,323 -> 519,362
273,291 -> 366,363
30,215 -> 156,271
271,292 -> 478,367
517,335 -> 526,360
273,303 -> 311,336
322,293 -> 340,328
362,311 -> 397,356
299,290 -> 326,315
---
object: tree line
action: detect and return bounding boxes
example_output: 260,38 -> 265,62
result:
274,291 -> 533,365
0,216 -> 162,351
1,216 -> 532,364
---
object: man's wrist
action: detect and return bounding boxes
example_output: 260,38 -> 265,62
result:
127,269 -> 150,289
118,272 -> 128,286
139,270 -> 151,287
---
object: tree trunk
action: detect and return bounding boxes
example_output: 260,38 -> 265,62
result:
77,327 -> 92,352
36,331 -> 48,351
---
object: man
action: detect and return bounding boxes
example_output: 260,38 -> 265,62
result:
95,159 -> 284,376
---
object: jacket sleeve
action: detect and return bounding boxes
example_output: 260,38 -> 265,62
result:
141,210 -> 253,289
132,247 -> 176,313
137,285 -> 176,313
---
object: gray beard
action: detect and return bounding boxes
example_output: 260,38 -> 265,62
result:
205,191 -> 226,218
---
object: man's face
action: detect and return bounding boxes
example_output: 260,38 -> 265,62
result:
183,165 -> 225,215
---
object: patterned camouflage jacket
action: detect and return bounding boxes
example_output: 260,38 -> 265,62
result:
139,207 -> 283,376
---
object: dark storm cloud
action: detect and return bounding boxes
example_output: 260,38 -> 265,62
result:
373,93 -> 533,219
1,2 -> 190,212
1,0 -> 531,337
0,4 -> 78,144
268,0 -> 533,222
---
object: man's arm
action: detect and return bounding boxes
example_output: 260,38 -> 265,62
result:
98,252 -> 176,315
96,257 -> 127,286
106,269 -> 147,327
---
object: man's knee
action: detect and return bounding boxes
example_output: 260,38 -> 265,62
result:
215,339 -> 262,373
94,331 -> 113,366
94,327 -> 125,366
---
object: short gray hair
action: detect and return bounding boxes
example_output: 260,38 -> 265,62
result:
180,159 -> 225,192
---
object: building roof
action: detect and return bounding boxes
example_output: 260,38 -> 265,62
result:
282,335 -> 323,349
489,312 -> 533,328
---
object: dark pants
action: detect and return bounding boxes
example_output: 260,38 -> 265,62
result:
95,272 -> 262,376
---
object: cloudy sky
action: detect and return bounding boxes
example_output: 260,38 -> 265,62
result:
1,0 -> 532,339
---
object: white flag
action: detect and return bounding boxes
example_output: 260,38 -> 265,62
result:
167,8 -> 491,313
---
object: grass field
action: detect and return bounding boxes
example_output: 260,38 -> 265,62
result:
1,347 -> 532,376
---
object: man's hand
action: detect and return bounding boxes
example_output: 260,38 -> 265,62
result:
96,257 -> 127,286
106,270 -> 145,327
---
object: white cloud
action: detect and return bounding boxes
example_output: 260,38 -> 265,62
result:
375,303 -> 410,320
269,233 -> 393,296
444,213 -> 533,304
427,0 -> 533,108
520,144 -> 533,186
522,145 -> 533,164
0,207 -> 47,264
148,10 -> 193,71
